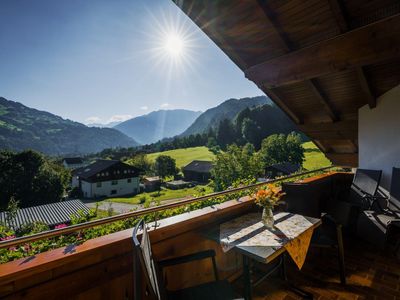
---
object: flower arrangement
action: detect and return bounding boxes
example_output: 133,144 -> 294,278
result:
254,184 -> 285,209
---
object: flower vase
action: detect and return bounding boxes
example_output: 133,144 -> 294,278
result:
262,207 -> 274,229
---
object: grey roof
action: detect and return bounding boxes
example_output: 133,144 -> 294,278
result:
63,157 -> 84,164
266,162 -> 300,174
73,159 -> 120,178
0,200 -> 90,230
182,160 -> 213,173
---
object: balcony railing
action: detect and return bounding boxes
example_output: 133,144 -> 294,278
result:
0,166 -> 346,250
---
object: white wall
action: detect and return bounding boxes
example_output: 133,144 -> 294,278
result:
359,84 -> 400,189
81,177 -> 140,198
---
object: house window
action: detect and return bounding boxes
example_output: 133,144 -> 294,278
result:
127,178 -> 132,183
111,190 -> 117,195
111,180 -> 118,185
96,182 -> 102,188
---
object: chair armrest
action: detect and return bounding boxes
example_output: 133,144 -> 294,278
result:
322,213 -> 340,228
158,249 -> 216,268
364,194 -> 389,210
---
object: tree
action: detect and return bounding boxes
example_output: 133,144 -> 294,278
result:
241,118 -> 261,147
259,132 -> 304,167
154,155 -> 178,181
0,150 -> 70,209
216,119 -> 237,149
128,153 -> 153,175
211,144 -> 264,191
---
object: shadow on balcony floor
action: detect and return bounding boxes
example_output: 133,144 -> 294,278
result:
233,238 -> 400,299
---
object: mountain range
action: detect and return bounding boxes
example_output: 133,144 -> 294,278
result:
114,109 -> 201,145
0,95 -> 273,155
180,96 -> 270,136
0,97 -> 138,156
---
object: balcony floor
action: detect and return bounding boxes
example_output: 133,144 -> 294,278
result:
233,237 -> 400,300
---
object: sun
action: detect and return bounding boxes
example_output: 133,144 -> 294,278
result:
164,33 -> 185,57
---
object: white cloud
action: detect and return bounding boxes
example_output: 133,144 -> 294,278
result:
85,116 -> 101,124
160,103 -> 170,108
140,106 -> 149,110
107,114 -> 133,123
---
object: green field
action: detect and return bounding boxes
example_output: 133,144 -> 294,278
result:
147,146 -> 215,169
302,141 -> 332,170
107,185 -> 213,205
147,143 -> 330,171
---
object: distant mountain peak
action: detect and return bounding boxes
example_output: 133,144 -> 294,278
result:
180,95 -> 271,137
114,109 -> 202,145
0,97 -> 138,155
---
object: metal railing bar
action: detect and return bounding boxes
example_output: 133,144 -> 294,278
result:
0,165 -> 345,249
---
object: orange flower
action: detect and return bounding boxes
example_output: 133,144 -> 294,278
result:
254,184 -> 285,208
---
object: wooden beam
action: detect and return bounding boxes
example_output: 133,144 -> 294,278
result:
298,120 -> 358,140
245,14 -> 400,87
257,0 -> 293,51
327,0 -> 377,109
307,79 -> 339,122
325,153 -> 358,167
262,87 -> 302,124
356,66 -> 376,108
258,0 -> 338,122
327,0 -> 349,32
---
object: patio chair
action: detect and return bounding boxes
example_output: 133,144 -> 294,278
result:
356,167 -> 400,249
132,219 -> 236,300
328,168 -> 382,229
282,182 -> 346,285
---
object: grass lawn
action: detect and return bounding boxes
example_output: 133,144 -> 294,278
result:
147,146 -> 215,169
107,184 -> 213,205
302,141 -> 332,170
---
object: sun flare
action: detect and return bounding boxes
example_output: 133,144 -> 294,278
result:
164,34 -> 185,57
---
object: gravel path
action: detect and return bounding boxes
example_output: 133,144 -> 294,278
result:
82,200 -> 142,214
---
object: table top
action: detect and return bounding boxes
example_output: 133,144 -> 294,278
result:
204,212 -> 321,264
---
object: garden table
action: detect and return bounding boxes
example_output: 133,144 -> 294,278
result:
204,212 -> 321,300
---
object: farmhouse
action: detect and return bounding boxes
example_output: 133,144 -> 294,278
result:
265,163 -> 300,179
62,157 -> 85,170
72,160 -> 141,198
182,160 -> 213,182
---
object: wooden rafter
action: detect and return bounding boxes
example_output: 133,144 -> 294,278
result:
328,0 -> 376,109
307,79 -> 338,122
263,87 -> 302,125
356,67 -> 376,108
257,0 -> 338,122
245,13 -> 400,87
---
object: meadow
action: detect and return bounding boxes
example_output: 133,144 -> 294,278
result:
146,143 -> 331,171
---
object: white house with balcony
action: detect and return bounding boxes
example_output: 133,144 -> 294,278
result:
72,160 -> 141,198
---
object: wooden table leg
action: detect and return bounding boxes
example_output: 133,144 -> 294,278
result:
243,255 -> 252,300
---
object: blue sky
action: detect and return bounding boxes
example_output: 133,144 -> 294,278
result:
0,0 -> 261,124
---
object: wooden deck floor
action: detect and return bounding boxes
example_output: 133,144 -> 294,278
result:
234,238 -> 400,300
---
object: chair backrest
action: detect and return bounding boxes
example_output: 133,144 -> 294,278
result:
389,167 -> 400,211
281,182 -> 321,218
133,219 -> 162,300
352,168 -> 382,196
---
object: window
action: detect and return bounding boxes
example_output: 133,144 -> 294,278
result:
111,180 -> 118,185
96,182 -> 102,188
111,190 -> 117,195
127,178 -> 132,183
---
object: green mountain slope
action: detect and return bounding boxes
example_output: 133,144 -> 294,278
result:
181,96 -> 270,136
115,109 -> 202,145
0,97 -> 138,155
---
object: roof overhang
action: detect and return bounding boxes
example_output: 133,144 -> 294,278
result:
173,0 -> 400,166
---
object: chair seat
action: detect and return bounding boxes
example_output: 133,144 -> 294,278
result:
357,210 -> 398,249
168,280 -> 235,300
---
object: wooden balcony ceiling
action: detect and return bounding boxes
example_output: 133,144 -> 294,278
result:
173,0 -> 400,166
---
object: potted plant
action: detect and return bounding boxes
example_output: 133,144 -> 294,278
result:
255,184 -> 285,229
